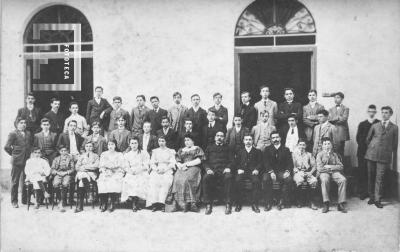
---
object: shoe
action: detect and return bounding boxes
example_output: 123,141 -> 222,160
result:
277,203 -> 284,211
264,204 -> 272,212
60,206 -> 66,213
190,203 -> 199,213
367,199 -> 375,205
205,204 -> 212,215
251,204 -> 260,213
337,203 -> 347,213
108,195 -> 115,213
310,202 -> 318,210
183,204 -> 189,213
151,206 -> 158,212
359,194 -> 368,200
374,201 -> 383,208
132,199 -> 138,212
322,202 -> 329,213
161,205 -> 165,212
234,205 -> 242,212
35,204 -> 40,210
225,204 -> 232,215
12,202 -> 19,208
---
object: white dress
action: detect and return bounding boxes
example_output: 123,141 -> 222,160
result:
146,148 -> 176,207
97,151 -> 125,193
120,150 -> 150,201
25,157 -> 51,189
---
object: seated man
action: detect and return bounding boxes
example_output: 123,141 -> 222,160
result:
234,134 -> 262,213
203,131 -> 234,215
25,147 -> 51,209
292,139 -> 318,210
51,145 -> 75,212
316,137 -> 347,213
262,131 -> 293,211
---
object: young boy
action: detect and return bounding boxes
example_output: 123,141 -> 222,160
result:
168,92 -> 188,133
184,94 -> 208,137
251,111 -> 276,151
254,85 -> 277,126
34,118 -> 58,165
63,101 -> 89,137
25,147 -> 51,209
83,121 -> 108,156
240,91 -> 257,130
109,117 -> 132,153
108,96 -> 131,134
208,92 -> 228,131
226,115 -> 250,153
328,92 -> 350,158
86,86 -> 112,135
145,96 -> 168,135
202,108 -> 224,150
303,89 -> 324,148
130,95 -> 151,136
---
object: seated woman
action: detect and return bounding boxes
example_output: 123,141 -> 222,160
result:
97,139 -> 125,212
121,137 -> 150,212
171,133 -> 205,212
146,136 -> 176,212
25,147 -> 51,209
74,141 -> 100,213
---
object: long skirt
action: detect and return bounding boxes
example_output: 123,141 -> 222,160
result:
146,172 -> 173,207
171,166 -> 201,209
121,172 -> 149,202
97,173 -> 123,194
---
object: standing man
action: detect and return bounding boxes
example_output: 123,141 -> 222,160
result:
254,85 -> 277,126
316,137 -> 347,213
202,108 -> 224,150
131,95 -> 151,136
15,92 -> 41,136
156,116 -> 178,150
108,96 -> 131,134
276,88 -> 303,131
240,91 -> 257,131
280,114 -> 306,153
109,117 -> 132,153
44,97 -> 64,136
63,102 -> 89,138
328,92 -> 350,158
34,118 -> 58,165
202,131 -> 234,215
262,131 -> 293,211
355,105 -> 379,200
145,96 -> 168,135
251,111 -> 276,152
184,94 -> 208,137
225,115 -> 250,153
86,86 -> 112,135
208,92 -> 228,132
4,118 -> 32,207
303,89 -> 324,149
57,120 -> 84,161
365,106 -> 398,208
313,109 -> 337,156
168,92 -> 187,133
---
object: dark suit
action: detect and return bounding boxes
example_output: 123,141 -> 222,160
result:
86,98 -> 112,131
225,127 -> 250,153
109,129 -> 131,153
4,130 -> 32,204
280,125 -> 307,150
276,101 -> 303,129
203,144 -> 234,204
234,147 -> 262,205
184,107 -> 208,136
138,133 -> 158,154
16,107 -> 41,135
82,134 -> 107,156
56,132 -> 84,154
240,103 -> 257,131
208,105 -> 228,130
34,131 -> 58,165
356,119 -> 380,196
43,110 -> 65,135
365,121 -> 398,202
156,128 -> 178,150
145,108 -> 168,134
177,130 -> 200,148
202,122 -> 225,150
262,144 -> 293,204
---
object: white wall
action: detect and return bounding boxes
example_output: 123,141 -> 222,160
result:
1,0 -> 399,170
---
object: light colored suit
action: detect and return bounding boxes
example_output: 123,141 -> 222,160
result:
303,102 -> 324,142
365,121 -> 398,164
312,122 -> 337,156
328,104 -> 350,141
251,123 -> 276,151
254,99 -> 278,126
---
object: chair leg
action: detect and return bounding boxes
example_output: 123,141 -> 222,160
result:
51,188 -> 58,210
26,185 -> 31,211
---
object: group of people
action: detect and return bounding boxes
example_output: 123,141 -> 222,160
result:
4,85 -> 398,215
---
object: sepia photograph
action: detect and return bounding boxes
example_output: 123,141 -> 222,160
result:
0,0 -> 399,251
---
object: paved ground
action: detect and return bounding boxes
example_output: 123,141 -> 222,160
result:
0,193 -> 399,252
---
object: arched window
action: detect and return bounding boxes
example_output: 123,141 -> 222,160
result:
234,0 -> 316,112
23,4 -> 93,115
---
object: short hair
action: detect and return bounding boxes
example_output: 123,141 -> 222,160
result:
94,86 -> 103,91
191,94 -> 200,100
213,92 -> 222,98
67,120 -> 78,126
368,104 -> 376,110
317,109 -> 329,117
259,85 -> 270,91
32,146 -> 42,153
150,96 -> 159,102
208,108 -> 217,114
284,88 -> 294,94
69,101 -> 79,108
287,113 -> 297,120
50,97 -> 60,103
91,121 -> 101,127
381,106 -> 393,115
308,89 -> 317,95
15,117 -> 26,124
215,131 -> 225,137
84,141 -> 94,146
243,133 -> 253,139
58,144 -> 68,151
297,138 -> 307,145
241,91 -> 250,97
335,92 -> 345,99
136,95 -> 146,101
184,118 -> 192,123
40,118 -> 50,124
143,121 -> 151,126
321,137 -> 333,145
270,131 -> 280,138
173,92 -> 182,98
161,116 -> 170,122
27,92 -> 35,98
260,110 -> 270,117
113,96 -> 122,102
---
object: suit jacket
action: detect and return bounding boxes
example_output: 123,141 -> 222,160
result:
156,128 -> 178,150
86,98 -> 112,129
234,147 -> 262,174
138,133 -> 159,154
254,99 -> 278,126
202,121 -> 225,150
184,107 -> 208,136
43,110 -> 65,135
312,122 -> 337,156
204,143 -> 233,173
328,104 -> 350,141
177,130 -> 201,149
82,134 -> 107,156
251,123 -> 276,147
208,105 -> 228,130
109,128 -> 131,153
262,144 -> 293,174
145,108 -> 168,134
356,119 -> 380,158
365,121 -> 398,164
168,104 -> 188,133
280,125 -> 307,147
225,126 -> 250,152
16,107 -> 41,133
108,108 -> 131,132
56,132 -> 84,152
276,101 -> 303,129
240,103 -> 257,131
34,131 -> 57,155
130,106 -> 151,133
4,130 -> 32,166
302,102 -> 325,141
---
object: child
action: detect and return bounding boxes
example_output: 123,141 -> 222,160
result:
63,101 -> 89,137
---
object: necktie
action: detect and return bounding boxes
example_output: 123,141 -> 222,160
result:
264,100 -> 267,107
291,128 -> 294,134
209,123 -> 212,128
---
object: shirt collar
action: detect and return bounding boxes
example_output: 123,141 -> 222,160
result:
245,146 -> 252,152
274,144 -> 281,150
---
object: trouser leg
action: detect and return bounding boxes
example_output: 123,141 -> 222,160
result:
319,173 -> 331,203
202,173 -> 215,204
367,161 -> 377,200
375,162 -> 388,202
336,141 -> 345,159
332,172 -> 347,204
357,156 -> 368,195
10,164 -> 23,204
262,173 -> 273,204
223,172 -> 233,204
235,174 -> 245,205
250,175 -> 260,205
279,173 -> 292,204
